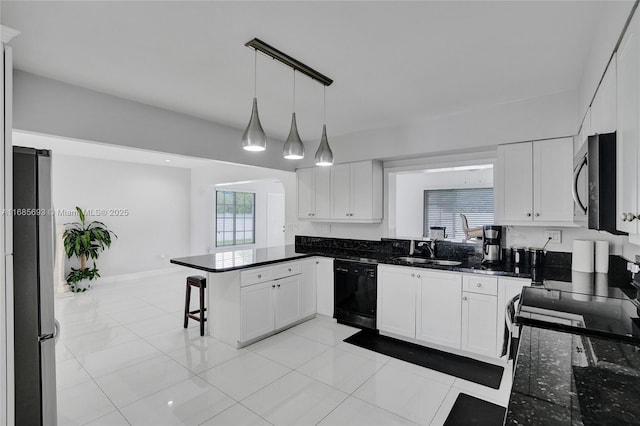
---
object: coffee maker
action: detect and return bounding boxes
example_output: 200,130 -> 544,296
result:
482,225 -> 503,263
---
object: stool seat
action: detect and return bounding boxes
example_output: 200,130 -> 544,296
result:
187,275 -> 207,287
184,275 -> 207,336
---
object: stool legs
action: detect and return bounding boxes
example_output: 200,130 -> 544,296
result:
184,276 -> 207,336
183,283 -> 191,329
199,284 -> 205,336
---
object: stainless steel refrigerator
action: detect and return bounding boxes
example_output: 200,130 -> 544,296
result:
13,146 -> 57,425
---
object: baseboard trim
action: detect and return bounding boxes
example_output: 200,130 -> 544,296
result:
94,266 -> 187,284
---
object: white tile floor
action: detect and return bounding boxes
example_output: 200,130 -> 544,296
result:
55,270 -> 512,426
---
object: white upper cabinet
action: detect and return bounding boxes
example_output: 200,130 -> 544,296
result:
578,107 -> 592,152
297,167 -> 315,219
330,163 -> 351,218
617,11 -> 640,236
297,160 -> 383,223
315,167 -> 332,219
591,55 -> 617,136
496,138 -> 574,226
497,142 -> 533,222
296,167 -> 331,220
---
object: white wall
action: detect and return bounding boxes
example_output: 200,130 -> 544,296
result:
297,89 -> 577,167
208,180 -> 285,251
51,154 -> 190,277
13,71 -> 295,172
190,162 -> 309,255
393,168 -> 494,239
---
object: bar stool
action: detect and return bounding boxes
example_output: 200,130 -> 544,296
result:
184,275 -> 207,336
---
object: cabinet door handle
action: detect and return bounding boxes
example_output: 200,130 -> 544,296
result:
476,283 -> 482,288
526,213 -> 532,217
272,284 -> 275,288
288,268 -> 292,272
622,213 -> 628,222
411,273 -> 415,277
462,296 -> 468,301
277,284 -> 281,288
416,274 -> 421,278
316,261 -> 319,264
535,213 -> 540,217
257,274 -> 262,279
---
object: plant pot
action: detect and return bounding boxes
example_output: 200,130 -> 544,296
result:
70,279 -> 91,293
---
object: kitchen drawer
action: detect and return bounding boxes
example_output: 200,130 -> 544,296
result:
240,267 -> 273,286
273,262 -> 300,280
462,275 -> 497,296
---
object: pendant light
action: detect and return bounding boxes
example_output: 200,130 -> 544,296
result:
241,49 -> 267,152
282,70 -> 305,159
315,86 -> 334,166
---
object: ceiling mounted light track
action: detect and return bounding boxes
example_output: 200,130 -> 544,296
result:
242,38 -> 334,164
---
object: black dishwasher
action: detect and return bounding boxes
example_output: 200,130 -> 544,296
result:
334,259 -> 377,330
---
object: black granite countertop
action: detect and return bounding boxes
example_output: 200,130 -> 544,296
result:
516,275 -> 640,344
506,325 -> 640,425
170,245 -> 314,272
170,243 -> 567,279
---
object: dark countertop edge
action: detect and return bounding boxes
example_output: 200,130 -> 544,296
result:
171,250 -> 556,279
515,316 -> 640,345
170,253 -> 315,273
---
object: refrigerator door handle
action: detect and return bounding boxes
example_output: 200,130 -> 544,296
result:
53,319 -> 60,344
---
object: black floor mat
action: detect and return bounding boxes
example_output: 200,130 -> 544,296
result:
344,330 -> 504,389
444,393 -> 506,426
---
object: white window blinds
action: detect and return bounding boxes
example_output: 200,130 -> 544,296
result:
423,188 -> 494,239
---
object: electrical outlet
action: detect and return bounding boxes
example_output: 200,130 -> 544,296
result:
544,230 -> 562,243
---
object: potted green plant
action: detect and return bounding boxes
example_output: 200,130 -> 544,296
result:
63,206 -> 117,292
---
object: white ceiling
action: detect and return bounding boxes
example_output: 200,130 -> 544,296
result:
1,1 -> 618,142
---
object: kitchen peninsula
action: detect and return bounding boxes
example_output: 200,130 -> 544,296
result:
171,245 -> 318,348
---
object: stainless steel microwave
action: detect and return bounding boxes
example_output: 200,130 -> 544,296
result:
573,132 -> 625,235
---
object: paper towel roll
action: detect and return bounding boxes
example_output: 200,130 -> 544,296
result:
595,240 -> 609,273
571,270 -> 593,302
572,240 -> 594,272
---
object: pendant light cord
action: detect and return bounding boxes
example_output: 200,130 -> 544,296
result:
323,86 -> 326,125
293,69 -> 296,113
253,49 -> 257,98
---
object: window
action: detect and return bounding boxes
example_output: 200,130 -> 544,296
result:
216,191 -> 255,247
423,188 -> 494,240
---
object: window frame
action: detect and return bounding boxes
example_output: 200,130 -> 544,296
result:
215,190 -> 256,247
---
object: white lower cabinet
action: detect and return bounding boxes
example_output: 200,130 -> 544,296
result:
378,265 -> 510,359
240,281 -> 275,342
416,271 -> 462,349
496,277 -> 530,356
235,259 -> 316,345
298,259 -> 316,318
461,292 -> 498,357
315,257 -> 334,317
377,266 -> 417,338
274,276 -> 301,329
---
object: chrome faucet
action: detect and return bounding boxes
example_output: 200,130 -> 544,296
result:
417,240 -> 437,259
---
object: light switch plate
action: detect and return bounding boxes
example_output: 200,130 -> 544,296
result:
544,230 -> 562,243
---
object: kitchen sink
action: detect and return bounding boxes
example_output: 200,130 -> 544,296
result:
428,259 -> 462,266
392,257 -> 462,267
393,256 -> 431,264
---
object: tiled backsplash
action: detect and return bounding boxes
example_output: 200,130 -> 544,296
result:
295,235 -> 410,259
